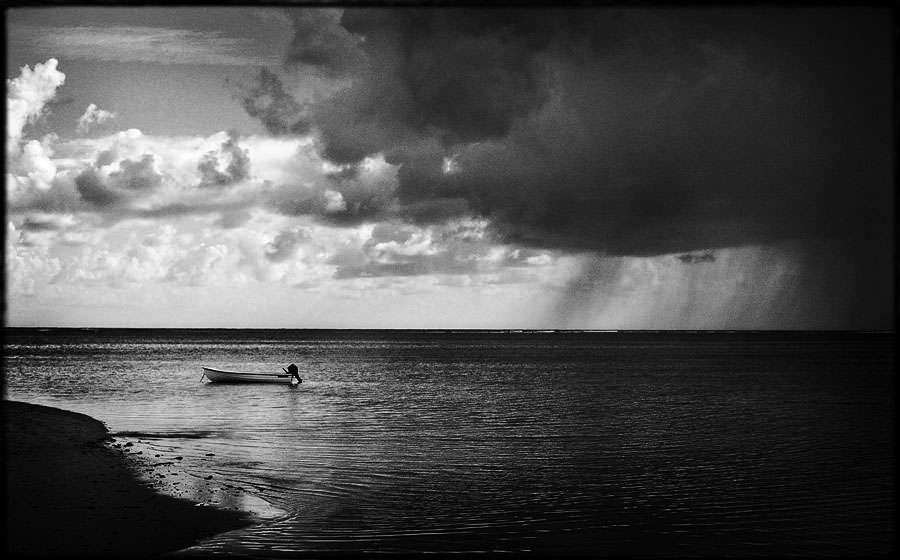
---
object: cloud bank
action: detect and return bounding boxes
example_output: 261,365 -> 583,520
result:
242,7 -> 893,257
5,58 -> 564,323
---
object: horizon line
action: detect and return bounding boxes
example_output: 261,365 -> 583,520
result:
4,327 -> 895,334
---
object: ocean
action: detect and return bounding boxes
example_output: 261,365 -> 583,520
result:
3,329 -> 894,557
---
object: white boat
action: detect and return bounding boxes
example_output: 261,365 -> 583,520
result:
202,367 -> 296,384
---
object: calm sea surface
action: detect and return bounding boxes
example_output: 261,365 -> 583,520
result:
3,329 -> 894,557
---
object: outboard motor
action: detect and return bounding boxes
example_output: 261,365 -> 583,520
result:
287,363 -> 302,384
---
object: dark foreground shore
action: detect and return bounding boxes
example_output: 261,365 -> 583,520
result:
3,400 -> 250,558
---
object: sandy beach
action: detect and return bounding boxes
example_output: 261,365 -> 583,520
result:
3,400 -> 250,558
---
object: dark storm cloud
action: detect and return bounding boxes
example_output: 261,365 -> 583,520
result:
402,197 -> 471,225
447,8 -> 893,256
338,9 -> 552,145
245,7 -> 893,257
286,8 -> 363,74
291,8 -> 557,169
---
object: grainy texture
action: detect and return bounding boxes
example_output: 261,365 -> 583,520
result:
3,400 -> 250,559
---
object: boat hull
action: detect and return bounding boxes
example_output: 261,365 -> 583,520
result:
203,367 -> 295,384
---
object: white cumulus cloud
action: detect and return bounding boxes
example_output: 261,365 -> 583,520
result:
76,103 -> 117,135
6,58 -> 65,151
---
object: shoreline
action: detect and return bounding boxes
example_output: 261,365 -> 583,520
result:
3,400 -> 252,558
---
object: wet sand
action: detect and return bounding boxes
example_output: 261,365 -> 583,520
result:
3,400 -> 250,558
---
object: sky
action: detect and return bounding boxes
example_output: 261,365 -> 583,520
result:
4,5 -> 895,329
